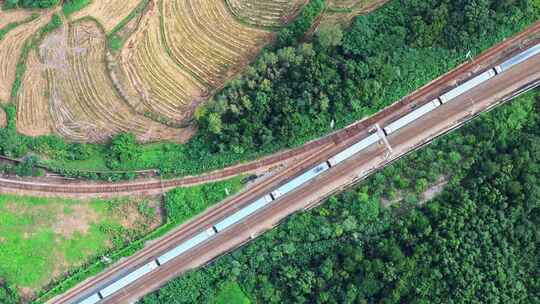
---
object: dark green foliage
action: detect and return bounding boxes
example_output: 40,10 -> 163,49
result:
195,0 -> 538,159
3,0 -> 59,9
139,92 -> 540,303
62,0 -> 91,17
107,133 -> 141,169
108,35 -> 122,52
15,155 -> 44,177
276,0 -> 326,47
0,280 -> 19,304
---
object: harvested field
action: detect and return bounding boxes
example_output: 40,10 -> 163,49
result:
119,3 -> 207,124
321,0 -> 389,27
0,14 -> 51,102
7,0 -> 299,141
0,7 -> 33,29
16,48 -> 54,137
42,20 -> 190,143
118,0 -> 272,124
225,0 -> 307,27
69,0 -> 141,33
161,0 -> 270,86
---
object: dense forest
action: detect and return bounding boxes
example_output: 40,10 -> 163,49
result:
195,0 -> 539,153
139,89 -> 540,303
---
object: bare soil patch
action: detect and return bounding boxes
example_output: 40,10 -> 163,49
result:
0,107 -> 6,128
0,7 -> 33,29
69,0 -> 141,33
53,204 -> 100,237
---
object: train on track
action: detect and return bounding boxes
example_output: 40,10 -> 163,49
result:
76,44 -> 540,304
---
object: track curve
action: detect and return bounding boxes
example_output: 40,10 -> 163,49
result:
1,21 -> 539,197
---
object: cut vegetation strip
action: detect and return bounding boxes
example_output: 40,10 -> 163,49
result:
69,0 -> 140,33
226,0 -> 307,28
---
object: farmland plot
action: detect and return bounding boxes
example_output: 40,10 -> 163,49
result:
42,20 -> 188,143
120,0 -> 272,124
0,6 -> 33,29
0,13 -> 51,102
161,0 -> 270,87
120,5 -> 208,124
16,49 -> 54,137
225,0 -> 307,27
69,0 -> 141,33
321,0 -> 389,27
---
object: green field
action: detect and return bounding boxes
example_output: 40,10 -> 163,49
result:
34,176 -> 245,303
214,281 -> 250,304
0,194 -> 160,292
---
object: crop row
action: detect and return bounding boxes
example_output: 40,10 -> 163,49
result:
226,0 -> 307,28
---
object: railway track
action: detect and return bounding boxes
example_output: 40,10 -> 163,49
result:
3,20 -> 540,197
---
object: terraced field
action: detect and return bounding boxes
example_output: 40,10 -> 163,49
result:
226,0 -> 307,27
0,108 -> 6,128
42,20 -> 185,142
0,7 -> 33,29
69,0 -> 141,33
1,0 -> 306,142
0,13 -> 51,102
321,0 -> 389,27
16,49 -> 53,137
119,0 -> 273,124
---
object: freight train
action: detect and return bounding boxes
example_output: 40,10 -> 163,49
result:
76,43 -> 540,304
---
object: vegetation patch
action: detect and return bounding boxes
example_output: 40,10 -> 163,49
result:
62,0 -> 91,17
214,281 -> 250,304
165,176 -> 244,225
0,12 -> 38,41
0,194 -> 161,298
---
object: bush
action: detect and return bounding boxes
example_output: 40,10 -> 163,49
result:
106,133 -> 141,169
62,0 -> 91,17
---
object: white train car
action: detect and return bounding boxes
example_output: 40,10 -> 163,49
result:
77,293 -> 101,304
99,261 -> 159,298
440,69 -> 497,103
157,229 -> 216,265
383,99 -> 441,135
327,133 -> 380,167
214,195 -> 273,232
499,44 -> 540,72
271,162 -> 330,199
